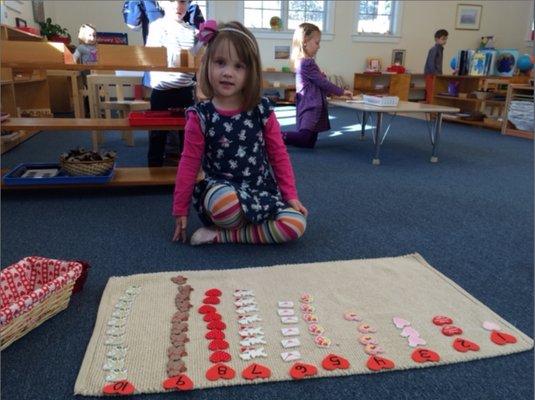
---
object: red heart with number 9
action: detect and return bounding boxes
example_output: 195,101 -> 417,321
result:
242,363 -> 272,380
102,380 -> 135,395
162,374 -> 194,391
321,354 -> 350,370
289,362 -> 318,380
206,363 -> 235,381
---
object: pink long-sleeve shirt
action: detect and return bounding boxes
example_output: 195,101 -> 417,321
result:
172,107 -> 299,216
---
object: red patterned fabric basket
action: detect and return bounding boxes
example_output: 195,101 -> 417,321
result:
0,256 -> 83,350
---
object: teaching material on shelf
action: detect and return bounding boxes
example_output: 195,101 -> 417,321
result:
3,163 -> 115,186
502,84 -> 534,139
363,95 -> 399,107
128,111 -> 186,127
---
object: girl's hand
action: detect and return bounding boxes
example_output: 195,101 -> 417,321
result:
343,90 -> 354,98
173,216 -> 188,243
288,199 -> 308,217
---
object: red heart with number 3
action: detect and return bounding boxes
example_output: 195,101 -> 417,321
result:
102,380 -> 135,395
206,363 -> 235,381
162,374 -> 194,391
242,363 -> 272,380
453,338 -> 480,352
490,331 -> 517,345
411,348 -> 441,363
366,356 -> 395,371
290,362 -> 318,380
321,354 -> 350,370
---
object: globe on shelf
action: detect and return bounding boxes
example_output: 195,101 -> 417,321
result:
270,16 -> 282,31
450,56 -> 457,71
517,54 -> 534,72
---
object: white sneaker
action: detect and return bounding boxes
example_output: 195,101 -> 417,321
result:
190,227 -> 218,245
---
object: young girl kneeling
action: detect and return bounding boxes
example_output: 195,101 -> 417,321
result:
172,21 -> 308,245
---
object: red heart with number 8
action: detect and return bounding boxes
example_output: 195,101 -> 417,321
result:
366,356 -> 395,371
162,374 -> 194,391
411,348 -> 440,363
242,363 -> 272,380
453,338 -> 480,352
289,362 -> 318,380
206,363 -> 235,381
102,380 -> 135,395
321,354 -> 350,370
490,331 -> 517,345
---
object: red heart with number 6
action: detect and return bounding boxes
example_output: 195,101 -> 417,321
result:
242,363 -> 272,380
290,362 -> 318,380
490,331 -> 517,345
411,348 -> 440,363
162,374 -> 194,391
102,380 -> 135,395
366,356 -> 395,371
321,354 -> 350,370
206,363 -> 235,381
453,338 -> 480,352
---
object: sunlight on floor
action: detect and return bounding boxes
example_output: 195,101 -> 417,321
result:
329,123 -> 375,137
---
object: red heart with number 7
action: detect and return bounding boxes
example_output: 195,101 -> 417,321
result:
490,331 -> 517,345
102,380 -> 135,395
321,354 -> 350,370
290,362 -> 318,380
366,356 -> 395,371
206,363 -> 235,381
242,363 -> 272,380
162,374 -> 194,391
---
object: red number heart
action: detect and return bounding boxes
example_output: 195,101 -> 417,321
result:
205,288 -> 222,297
321,354 -> 350,371
366,356 -> 395,371
242,363 -> 272,380
490,331 -> 517,345
205,329 -> 225,340
102,380 -> 135,395
162,374 -> 194,391
453,338 -> 480,352
432,315 -> 453,326
208,339 -> 229,351
209,350 -> 232,363
441,325 -> 463,336
203,312 -> 222,322
203,296 -> 220,305
289,362 -> 318,380
205,363 -> 235,381
207,320 -> 226,330
411,348 -> 440,363
198,304 -> 216,314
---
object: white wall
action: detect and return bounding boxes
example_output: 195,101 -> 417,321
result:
0,1 -> 40,29
30,1 -> 535,86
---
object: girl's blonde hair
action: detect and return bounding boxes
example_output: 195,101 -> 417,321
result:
198,21 -> 262,111
290,22 -> 320,69
78,24 -> 96,44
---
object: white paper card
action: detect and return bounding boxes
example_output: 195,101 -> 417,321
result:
281,316 -> 299,324
278,301 -> 294,308
281,338 -> 301,348
281,327 -> 300,336
277,308 -> 295,317
281,350 -> 301,362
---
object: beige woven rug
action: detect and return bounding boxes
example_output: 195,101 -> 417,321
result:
75,253 -> 533,395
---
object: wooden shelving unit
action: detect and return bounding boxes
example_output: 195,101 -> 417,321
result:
502,84 -> 534,139
354,73 -> 412,101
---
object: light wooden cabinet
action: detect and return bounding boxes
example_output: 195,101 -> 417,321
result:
353,73 -> 412,101
502,84 -> 534,139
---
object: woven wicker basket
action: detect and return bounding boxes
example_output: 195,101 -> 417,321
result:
61,158 -> 114,176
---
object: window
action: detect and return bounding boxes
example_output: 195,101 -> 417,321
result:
192,0 -> 208,19
353,0 -> 402,42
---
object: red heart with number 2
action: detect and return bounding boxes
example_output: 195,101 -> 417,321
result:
102,380 -> 135,395
162,374 -> 194,391
242,363 -> 272,380
290,362 -> 318,380
206,363 -> 235,381
322,354 -> 350,370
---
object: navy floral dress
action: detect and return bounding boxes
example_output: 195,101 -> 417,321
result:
189,98 -> 286,225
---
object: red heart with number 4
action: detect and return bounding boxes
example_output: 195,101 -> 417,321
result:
205,288 -> 222,297
162,374 -> 194,391
102,380 -> 135,395
290,362 -> 318,380
490,331 -> 517,345
321,354 -> 350,370
198,304 -> 216,314
366,356 -> 395,371
205,329 -> 225,340
453,338 -> 480,352
411,348 -> 441,363
209,351 -> 231,363
206,363 -> 235,381
242,363 -> 272,380
209,339 -> 229,351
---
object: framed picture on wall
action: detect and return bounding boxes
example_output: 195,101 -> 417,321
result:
455,4 -> 482,30
391,49 -> 406,66
15,17 -> 27,28
32,0 -> 45,23
274,45 -> 290,60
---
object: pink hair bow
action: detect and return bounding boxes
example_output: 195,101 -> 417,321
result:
197,19 -> 218,45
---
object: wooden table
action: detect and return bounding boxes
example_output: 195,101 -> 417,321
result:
329,99 -> 460,164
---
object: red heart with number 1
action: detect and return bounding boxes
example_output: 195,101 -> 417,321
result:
290,362 -> 318,380
162,374 -> 194,391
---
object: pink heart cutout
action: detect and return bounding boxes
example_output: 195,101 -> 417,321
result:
482,321 -> 501,331
408,335 -> 427,347
392,317 -> 411,329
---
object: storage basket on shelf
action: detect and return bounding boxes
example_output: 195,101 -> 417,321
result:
0,256 -> 83,350
60,148 -> 116,176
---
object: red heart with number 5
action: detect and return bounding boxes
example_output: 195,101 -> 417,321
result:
206,363 -> 235,381
321,354 -> 350,370
490,331 -> 517,345
290,362 -> 318,380
102,380 -> 135,395
242,363 -> 272,380
453,338 -> 480,352
366,356 -> 395,371
162,374 -> 194,391
411,348 -> 440,363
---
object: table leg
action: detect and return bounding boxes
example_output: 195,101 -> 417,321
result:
430,112 -> 442,163
360,111 -> 367,140
372,112 -> 383,165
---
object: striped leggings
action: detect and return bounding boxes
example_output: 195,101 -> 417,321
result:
202,184 -> 307,244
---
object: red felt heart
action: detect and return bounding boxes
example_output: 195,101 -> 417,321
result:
205,329 -> 225,340
321,354 -> 350,371
198,304 -> 216,314
209,339 -> 229,351
432,315 -> 453,326
209,350 -> 232,363
162,374 -> 194,391
242,363 -> 272,380
411,348 -> 441,363
205,288 -> 222,297
289,362 -> 318,380
442,325 -> 463,336
203,312 -> 222,322
205,363 -> 235,381
102,380 -> 135,395
366,356 -> 395,372
453,338 -> 480,352
203,296 -> 220,305
490,331 -> 517,345
207,320 -> 227,330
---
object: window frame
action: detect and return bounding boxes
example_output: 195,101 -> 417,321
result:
352,0 -> 403,43
193,0 -> 214,20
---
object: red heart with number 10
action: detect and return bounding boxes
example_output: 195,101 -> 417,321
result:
162,374 -> 194,391
290,362 -> 318,380
206,363 -> 235,381
322,354 -> 350,370
242,363 -> 272,380
102,380 -> 135,395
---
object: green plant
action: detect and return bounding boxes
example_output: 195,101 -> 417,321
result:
39,17 -> 71,40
